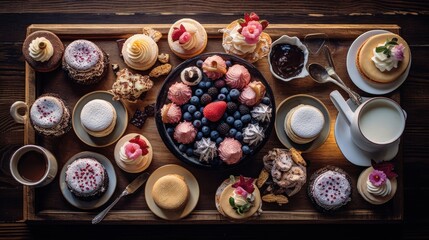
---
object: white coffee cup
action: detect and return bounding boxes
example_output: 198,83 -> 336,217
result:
330,90 -> 406,161
10,145 -> 58,187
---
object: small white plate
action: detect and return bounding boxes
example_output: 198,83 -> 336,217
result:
346,30 -> 411,95
72,91 -> 128,147
59,151 -> 117,210
145,164 -> 199,220
275,94 -> 331,152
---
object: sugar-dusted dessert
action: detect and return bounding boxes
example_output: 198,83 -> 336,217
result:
114,134 -> 153,173
110,68 -> 153,103
62,39 -> 109,85
22,30 -> 64,72
80,99 -> 117,137
65,157 -> 109,201
357,162 -> 398,205
221,12 -> 271,63
152,174 -> 189,211
168,18 -> 208,59
29,93 -> 71,137
284,104 -> 324,144
356,33 -> 410,83
307,165 -> 352,212
122,34 -> 159,70
215,175 -> 262,220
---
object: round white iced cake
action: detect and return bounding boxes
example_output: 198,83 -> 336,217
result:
80,99 -> 116,136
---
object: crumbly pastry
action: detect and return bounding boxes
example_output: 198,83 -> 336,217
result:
220,12 -> 271,63
142,27 -> 162,43
152,174 -> 189,211
62,39 -> 109,85
65,157 -> 108,201
158,53 -> 170,64
251,103 -> 272,123
194,137 -> 217,163
110,68 -> 153,103
307,165 -> 352,212
80,99 -> 117,137
356,33 -> 410,83
357,167 -> 397,205
122,34 -> 159,71
168,18 -> 208,59
284,104 -> 324,144
29,93 -> 71,137
22,30 -> 64,72
149,63 -> 172,78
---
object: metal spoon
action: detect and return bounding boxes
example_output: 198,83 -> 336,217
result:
308,63 -> 362,105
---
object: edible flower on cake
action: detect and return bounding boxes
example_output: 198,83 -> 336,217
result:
228,175 -> 257,215
119,135 -> 149,164
367,161 -> 398,198
372,37 -> 405,72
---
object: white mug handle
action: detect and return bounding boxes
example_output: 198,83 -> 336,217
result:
10,101 -> 28,124
330,90 -> 354,125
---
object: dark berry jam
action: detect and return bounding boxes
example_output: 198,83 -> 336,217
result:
270,43 -> 304,79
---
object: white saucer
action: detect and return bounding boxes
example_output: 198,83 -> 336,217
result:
145,164 -> 199,220
334,98 -> 400,166
114,133 -> 153,173
72,91 -> 128,148
59,151 -> 117,210
346,30 -> 411,95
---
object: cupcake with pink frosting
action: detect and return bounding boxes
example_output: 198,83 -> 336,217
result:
225,64 -> 251,90
218,138 -> 243,165
168,82 -> 192,105
161,103 -> 182,124
174,121 -> 197,144
202,55 -> 227,80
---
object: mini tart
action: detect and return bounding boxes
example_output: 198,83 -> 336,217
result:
114,133 -> 153,173
22,30 -> 64,72
222,20 -> 272,63
218,184 -> 261,220
167,18 -> 208,59
356,33 -> 410,83
152,174 -> 189,211
357,167 -> 397,205
80,99 -> 117,138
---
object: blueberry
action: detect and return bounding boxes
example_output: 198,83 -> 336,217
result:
233,111 -> 241,120
196,131 -> 203,140
193,119 -> 202,128
186,148 -> 194,156
229,89 -> 240,100
225,60 -> 232,67
241,114 -> 251,124
195,88 -> 204,97
216,137 -> 224,145
226,94 -> 232,102
235,131 -> 243,141
182,103 -> 191,112
220,87 -> 229,95
217,93 -> 226,101
201,117 -> 209,126
179,144 -> 187,153
242,145 -> 251,155
199,106 -> 205,112
229,128 -> 237,137
188,105 -> 197,114
183,112 -> 192,121
234,120 -> 243,129
205,81 -> 213,88
190,96 -> 199,106
198,81 -> 206,89
167,127 -> 174,136
223,112 -> 229,120
262,96 -> 271,105
226,116 -> 235,125
210,130 -> 219,140
202,126 -> 210,136
193,111 -> 202,119
196,59 -> 204,68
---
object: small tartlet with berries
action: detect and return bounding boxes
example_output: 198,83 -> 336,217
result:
168,18 -> 208,59
114,133 -> 153,173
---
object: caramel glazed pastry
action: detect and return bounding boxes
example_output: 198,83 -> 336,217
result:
22,30 -> 64,72
62,39 -> 109,85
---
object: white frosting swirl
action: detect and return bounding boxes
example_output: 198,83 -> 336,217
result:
367,179 -> 392,197
29,37 -> 54,62
229,25 -> 257,54
371,43 -> 399,72
119,143 -> 144,165
242,123 -> 265,146
127,38 -> 152,64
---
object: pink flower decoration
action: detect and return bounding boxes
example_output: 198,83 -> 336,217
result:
241,21 -> 263,44
234,186 -> 249,198
124,143 -> 142,160
369,169 -> 387,187
391,43 -> 405,61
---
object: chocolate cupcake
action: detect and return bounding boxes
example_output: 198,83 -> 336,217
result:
307,165 -> 352,212
62,39 -> 109,85
22,30 -> 64,72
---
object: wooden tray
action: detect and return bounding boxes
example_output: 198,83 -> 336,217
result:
23,24 -> 403,223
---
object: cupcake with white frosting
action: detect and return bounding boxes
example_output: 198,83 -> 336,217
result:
114,134 -> 153,173
357,165 -> 398,205
168,18 -> 208,59
122,34 -> 158,71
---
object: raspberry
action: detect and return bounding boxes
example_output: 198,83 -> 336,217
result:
200,94 -> 212,105
227,102 -> 238,114
238,104 -> 250,115
217,122 -> 230,136
207,87 -> 219,98
214,79 -> 226,89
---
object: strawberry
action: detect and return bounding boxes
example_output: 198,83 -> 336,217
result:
249,12 -> 260,21
129,135 -> 149,156
203,101 -> 227,122
171,24 -> 187,42
179,32 -> 191,44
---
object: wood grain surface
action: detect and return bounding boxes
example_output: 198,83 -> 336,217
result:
0,1 -> 428,239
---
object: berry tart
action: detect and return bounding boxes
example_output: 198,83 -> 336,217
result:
156,53 -> 275,169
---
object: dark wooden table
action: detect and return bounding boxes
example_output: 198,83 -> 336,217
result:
0,1 -> 428,239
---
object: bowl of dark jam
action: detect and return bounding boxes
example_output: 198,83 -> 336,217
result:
268,35 -> 309,82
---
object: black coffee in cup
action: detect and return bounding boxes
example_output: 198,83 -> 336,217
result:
17,151 -> 47,182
